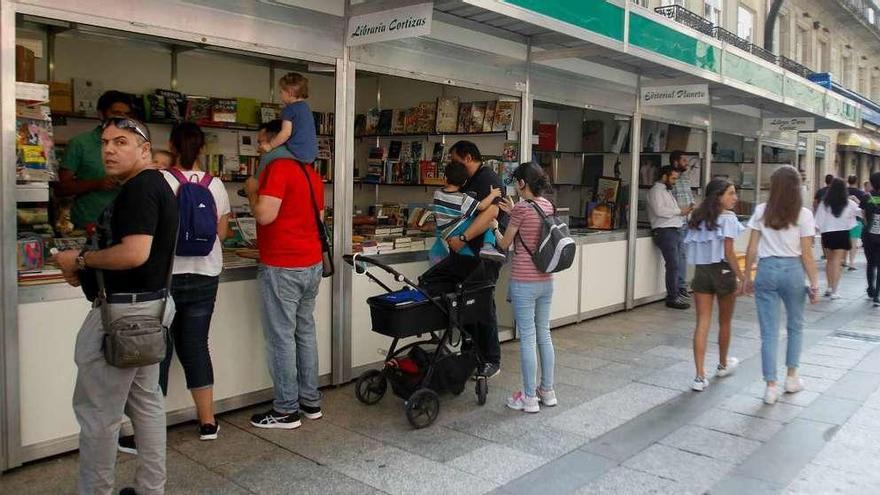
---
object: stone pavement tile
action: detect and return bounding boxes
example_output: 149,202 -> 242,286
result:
214,449 -> 380,495
799,352 -> 860,370
333,444 -> 497,495
0,455 -> 79,495
823,370 -> 880,401
843,406 -> 880,431
659,424 -> 762,464
241,418 -> 388,466
172,420 -> 293,469
690,408 -> 784,442
785,462 -> 880,495
447,444 -> 547,485
797,395 -> 862,426
863,387 -> 880,411
554,350 -> 613,372
821,336 -> 878,351
496,450 -> 617,495
797,362 -> 849,380
711,474 -> 784,495
576,346 -> 682,370
854,347 -> 880,374
593,362 -> 656,382
622,444 -> 733,492
717,394 -> 804,422
805,343 -> 873,360
742,382 -> 822,407
635,368 -> 695,392
802,376 -> 836,394
362,424 -> 491,463
575,466 -> 681,495
140,450 -> 251,495
733,418 -> 836,486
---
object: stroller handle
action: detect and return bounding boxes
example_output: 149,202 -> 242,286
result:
343,254 -> 418,286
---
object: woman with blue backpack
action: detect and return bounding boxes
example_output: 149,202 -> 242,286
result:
160,122 -> 231,440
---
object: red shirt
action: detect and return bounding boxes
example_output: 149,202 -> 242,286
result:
257,159 -> 324,268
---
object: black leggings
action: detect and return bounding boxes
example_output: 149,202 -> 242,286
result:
866,240 -> 880,296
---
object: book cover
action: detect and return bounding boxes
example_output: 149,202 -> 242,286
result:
364,108 -> 380,135
492,100 -> 516,131
157,89 -> 186,122
236,97 -> 259,125
392,109 -> 407,134
238,132 -> 259,157
404,107 -> 420,134
432,142 -> 445,162
456,102 -> 472,133
313,112 -> 325,136
536,122 -> 557,151
582,120 -> 605,152
502,141 -> 519,162
388,140 -> 403,161
482,101 -> 497,133
259,103 -> 280,123
415,101 -> 437,134
211,98 -> 237,123
409,141 -> 424,162
377,109 -> 394,135
145,93 -> 167,121
468,101 -> 486,133
435,97 -> 459,133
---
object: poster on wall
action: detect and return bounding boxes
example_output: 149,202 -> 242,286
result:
588,176 -> 621,230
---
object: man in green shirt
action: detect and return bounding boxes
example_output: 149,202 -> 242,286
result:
56,91 -> 132,228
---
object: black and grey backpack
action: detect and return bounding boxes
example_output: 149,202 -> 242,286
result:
515,199 -> 576,273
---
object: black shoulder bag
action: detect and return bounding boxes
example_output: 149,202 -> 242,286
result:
298,163 -> 334,278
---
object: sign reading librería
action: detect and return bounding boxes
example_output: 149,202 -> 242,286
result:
762,117 -> 815,132
347,3 -> 433,47
640,84 -> 710,106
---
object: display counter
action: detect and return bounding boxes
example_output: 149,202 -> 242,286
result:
15,259 -> 332,463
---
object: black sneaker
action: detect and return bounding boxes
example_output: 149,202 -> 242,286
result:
480,362 -> 501,379
869,287 -> 877,299
666,298 -> 691,310
119,488 -> 137,495
250,409 -> 301,429
678,289 -> 692,300
300,404 -> 323,420
118,435 -> 137,455
199,423 -> 220,441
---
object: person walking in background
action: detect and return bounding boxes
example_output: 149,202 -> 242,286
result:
683,179 -> 746,391
745,166 -> 820,405
495,163 -> 557,413
861,172 -> 880,307
160,122 -> 231,441
647,165 -> 694,310
671,151 -> 695,299
846,175 -> 868,271
813,173 -> 834,211
816,178 -> 860,299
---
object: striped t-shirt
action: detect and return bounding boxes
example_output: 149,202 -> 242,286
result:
433,189 -> 479,239
510,197 -> 554,282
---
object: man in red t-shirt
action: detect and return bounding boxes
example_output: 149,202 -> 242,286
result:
244,122 -> 324,429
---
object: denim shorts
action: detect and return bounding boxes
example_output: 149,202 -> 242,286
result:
691,261 -> 737,296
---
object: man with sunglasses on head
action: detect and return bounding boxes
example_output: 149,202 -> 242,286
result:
53,117 -> 178,495
55,90 -> 133,229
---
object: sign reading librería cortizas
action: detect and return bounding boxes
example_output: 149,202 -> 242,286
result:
347,3 -> 433,47
762,117 -> 815,132
641,84 -> 710,106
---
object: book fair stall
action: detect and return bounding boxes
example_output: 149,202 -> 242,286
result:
0,0 -> 865,470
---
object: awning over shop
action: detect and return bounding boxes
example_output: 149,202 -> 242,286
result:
838,132 -> 878,154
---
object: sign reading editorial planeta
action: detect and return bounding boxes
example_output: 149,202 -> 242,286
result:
640,84 -> 710,106
347,2 -> 433,46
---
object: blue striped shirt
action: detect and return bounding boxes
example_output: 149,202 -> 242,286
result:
433,189 -> 478,239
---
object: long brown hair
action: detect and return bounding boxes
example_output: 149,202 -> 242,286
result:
169,122 -> 204,170
689,179 -> 734,230
763,165 -> 802,230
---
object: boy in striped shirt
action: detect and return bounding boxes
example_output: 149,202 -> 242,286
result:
430,161 -> 506,264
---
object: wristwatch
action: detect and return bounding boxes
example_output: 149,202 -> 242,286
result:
458,234 -> 468,242
75,248 -> 89,270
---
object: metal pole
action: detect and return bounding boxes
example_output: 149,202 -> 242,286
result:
625,75 -> 642,310
755,136 -> 764,204
520,37 -> 533,162
46,27 -> 56,82
170,46 -> 179,91
704,118 -> 713,188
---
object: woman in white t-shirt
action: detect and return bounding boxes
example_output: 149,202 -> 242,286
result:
160,122 -> 231,441
815,177 -> 860,299
744,166 -> 820,405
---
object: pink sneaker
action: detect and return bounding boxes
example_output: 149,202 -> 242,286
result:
506,391 -> 540,413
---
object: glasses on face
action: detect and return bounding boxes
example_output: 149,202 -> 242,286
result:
102,117 -> 151,144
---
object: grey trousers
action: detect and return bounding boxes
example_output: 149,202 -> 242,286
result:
73,297 -> 174,495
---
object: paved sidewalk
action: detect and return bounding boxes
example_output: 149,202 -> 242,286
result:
3,261 -> 879,494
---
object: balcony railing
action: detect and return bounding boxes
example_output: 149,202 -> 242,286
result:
837,0 -> 880,36
750,44 -> 778,64
780,56 -> 814,79
713,27 -> 751,51
654,5 -> 714,36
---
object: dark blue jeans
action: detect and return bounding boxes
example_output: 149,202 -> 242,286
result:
652,227 -> 681,302
159,274 -> 219,394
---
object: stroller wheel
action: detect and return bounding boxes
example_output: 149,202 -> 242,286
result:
355,369 -> 387,405
475,376 -> 488,406
405,389 -> 440,429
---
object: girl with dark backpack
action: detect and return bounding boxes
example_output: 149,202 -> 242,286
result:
495,163 -> 558,413
160,122 -> 231,440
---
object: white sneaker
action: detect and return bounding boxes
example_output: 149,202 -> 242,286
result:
691,376 -> 710,391
537,387 -> 558,407
830,292 -> 842,300
715,357 -> 740,378
784,375 -> 805,394
479,245 -> 507,263
763,385 -> 779,405
507,391 -> 540,413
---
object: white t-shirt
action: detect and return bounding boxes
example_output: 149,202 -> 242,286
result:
162,170 -> 231,277
747,203 -> 816,258
815,199 -> 859,233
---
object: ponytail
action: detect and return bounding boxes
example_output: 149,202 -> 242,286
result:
169,122 -> 205,170
512,162 -> 552,196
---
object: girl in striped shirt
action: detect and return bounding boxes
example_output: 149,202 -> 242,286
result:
496,163 -> 557,413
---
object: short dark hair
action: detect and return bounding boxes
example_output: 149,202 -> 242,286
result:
659,165 -> 677,179
848,174 -> 859,186
169,122 -> 205,170
449,140 -> 482,163
825,173 -> 834,185
445,161 -> 469,186
670,150 -> 684,164
97,90 -> 132,114
259,119 -> 283,136
871,171 -> 880,192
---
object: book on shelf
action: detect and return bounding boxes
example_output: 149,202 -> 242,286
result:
377,109 -> 393,135
211,98 -> 237,123
392,109 -> 407,134
16,103 -> 58,182
158,89 -> 187,122
388,140 -> 403,161
502,141 -> 519,162
364,108 -> 380,135
236,97 -> 259,125
144,93 -> 167,121
492,100 -> 516,132
404,107 -> 420,134
185,96 -> 212,122
482,101 -> 497,133
536,122 -> 557,151
414,101 -> 437,134
582,120 -> 604,152
432,142 -> 445,162
409,141 -> 424,162
364,146 -> 385,183
259,103 -> 280,123
238,131 -> 259,156
456,102 -> 472,133
468,102 -> 486,133
435,96 -> 459,133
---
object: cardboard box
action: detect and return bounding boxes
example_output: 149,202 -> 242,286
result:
44,80 -> 73,113
16,45 -> 36,82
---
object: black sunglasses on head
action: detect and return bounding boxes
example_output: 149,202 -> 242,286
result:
102,117 -> 151,143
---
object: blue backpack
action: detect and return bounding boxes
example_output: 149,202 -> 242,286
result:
168,168 -> 218,257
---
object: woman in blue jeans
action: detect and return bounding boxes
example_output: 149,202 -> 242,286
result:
496,163 -> 556,413
159,123 -> 231,439
745,166 -> 819,405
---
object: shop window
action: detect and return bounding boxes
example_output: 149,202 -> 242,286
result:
859,65 -> 868,95
660,0 -> 685,6
704,0 -> 722,25
631,0 -> 649,7
817,39 -> 829,73
737,4 -> 755,43
795,25 -> 809,66
778,12 -> 790,57
841,54 -> 853,88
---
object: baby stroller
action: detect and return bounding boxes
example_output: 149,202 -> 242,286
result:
343,254 -> 495,428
